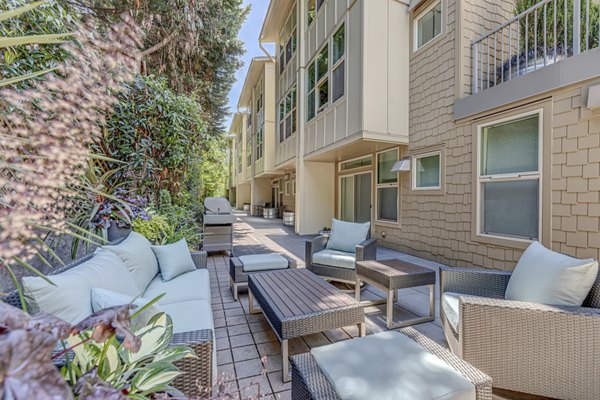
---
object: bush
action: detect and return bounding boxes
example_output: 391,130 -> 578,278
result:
132,213 -> 171,245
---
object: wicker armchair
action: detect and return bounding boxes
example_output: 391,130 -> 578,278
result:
305,235 -> 377,285
1,247 -> 214,398
440,265 -> 600,399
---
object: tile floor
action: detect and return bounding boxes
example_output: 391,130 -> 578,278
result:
206,213 -> 534,400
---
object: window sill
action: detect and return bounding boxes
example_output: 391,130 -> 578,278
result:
472,232 -> 534,250
410,187 -> 444,195
279,132 -> 297,145
375,219 -> 399,227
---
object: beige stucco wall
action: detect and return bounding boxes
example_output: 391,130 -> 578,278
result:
372,0 -> 600,271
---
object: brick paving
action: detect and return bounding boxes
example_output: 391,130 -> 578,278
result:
207,213 -> 519,399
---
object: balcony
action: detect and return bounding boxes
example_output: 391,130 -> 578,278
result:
456,0 -> 600,119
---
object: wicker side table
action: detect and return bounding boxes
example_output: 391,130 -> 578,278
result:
356,259 -> 436,329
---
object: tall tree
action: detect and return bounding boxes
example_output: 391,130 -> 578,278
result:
62,0 -> 248,136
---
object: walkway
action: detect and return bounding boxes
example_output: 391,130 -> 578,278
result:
208,213 -> 515,399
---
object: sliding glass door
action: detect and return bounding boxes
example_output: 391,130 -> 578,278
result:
340,172 -> 371,223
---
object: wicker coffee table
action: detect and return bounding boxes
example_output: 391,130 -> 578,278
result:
356,259 -> 435,329
248,268 -> 365,382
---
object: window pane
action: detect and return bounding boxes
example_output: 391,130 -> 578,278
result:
377,150 -> 398,184
340,176 -> 354,222
332,61 -> 345,102
291,31 -> 297,54
291,86 -> 296,108
285,92 -> 292,114
415,154 -> 440,188
417,2 -> 442,48
307,0 -> 315,26
341,156 -> 372,171
291,110 -> 297,134
318,79 -> 329,109
286,37 -> 292,63
317,0 -> 324,11
279,101 -> 284,120
378,187 -> 398,222
482,179 -> 539,239
279,50 -> 285,73
481,114 -> 539,176
307,90 -> 315,121
317,47 -> 328,80
279,121 -> 285,142
333,24 -> 345,64
308,63 -> 316,90
286,115 -> 292,138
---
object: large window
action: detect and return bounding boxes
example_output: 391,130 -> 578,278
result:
478,112 -> 541,241
255,128 -> 263,160
307,46 -> 329,121
414,1 -> 442,50
412,152 -> 441,190
279,85 -> 297,142
279,12 -> 297,73
246,114 -> 252,165
307,0 -> 325,27
332,24 -> 345,102
376,149 -> 399,223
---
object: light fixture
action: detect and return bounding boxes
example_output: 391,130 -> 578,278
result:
391,158 -> 411,172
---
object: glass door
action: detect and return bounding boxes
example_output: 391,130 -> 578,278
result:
340,172 -> 371,223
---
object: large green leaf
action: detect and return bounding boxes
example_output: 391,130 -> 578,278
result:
0,0 -> 47,22
0,33 -> 70,49
0,67 -> 56,87
131,361 -> 181,393
122,313 -> 173,364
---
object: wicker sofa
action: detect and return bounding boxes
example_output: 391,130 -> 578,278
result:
440,264 -> 600,399
1,233 -> 215,397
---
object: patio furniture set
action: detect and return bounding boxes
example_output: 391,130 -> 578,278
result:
4,216 -> 600,399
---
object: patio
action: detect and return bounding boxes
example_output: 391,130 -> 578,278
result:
209,212 -> 502,399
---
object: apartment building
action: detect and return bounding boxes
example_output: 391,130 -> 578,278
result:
231,0 -> 600,271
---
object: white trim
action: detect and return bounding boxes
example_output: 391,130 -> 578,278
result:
338,154 -> 373,172
375,148 -> 400,224
411,151 -> 442,190
413,0 -> 443,51
475,109 -> 543,242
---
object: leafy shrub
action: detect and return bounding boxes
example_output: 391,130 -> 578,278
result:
132,213 -> 171,245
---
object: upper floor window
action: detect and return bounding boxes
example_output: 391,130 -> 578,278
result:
307,46 -> 329,121
255,128 -> 264,160
279,11 -> 297,74
256,93 -> 263,114
279,85 -> 297,142
414,1 -> 442,50
332,24 -> 345,102
477,112 -> 541,241
307,0 -> 325,27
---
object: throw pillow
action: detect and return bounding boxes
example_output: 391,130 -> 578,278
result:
326,218 -> 370,254
151,239 -> 196,282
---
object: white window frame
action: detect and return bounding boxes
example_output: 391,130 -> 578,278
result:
413,0 -> 443,51
338,155 -> 372,172
255,127 -> 264,161
475,109 -> 543,243
279,85 -> 297,143
307,0 -> 325,28
375,148 -> 399,224
279,10 -> 297,74
331,22 -> 346,104
411,151 -> 442,191
338,171 -> 373,223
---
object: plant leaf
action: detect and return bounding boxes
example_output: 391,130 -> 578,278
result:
130,361 -> 180,393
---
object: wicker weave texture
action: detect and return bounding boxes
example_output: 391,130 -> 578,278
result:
291,327 -> 492,400
172,329 -> 213,397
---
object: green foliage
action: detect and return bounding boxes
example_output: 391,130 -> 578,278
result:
132,213 -> 170,245
197,135 -> 228,200
105,75 -> 205,197
0,0 -> 76,87
64,312 -> 194,397
515,0 -> 599,53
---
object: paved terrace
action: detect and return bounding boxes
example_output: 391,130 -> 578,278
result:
207,212 -> 526,400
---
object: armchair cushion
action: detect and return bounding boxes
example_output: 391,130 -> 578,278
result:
505,241 -> 598,306
313,249 -> 356,270
326,219 -> 370,253
143,269 -> 211,305
151,239 -> 196,282
91,288 -> 161,329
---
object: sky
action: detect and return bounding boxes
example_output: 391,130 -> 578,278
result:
225,1 -> 274,130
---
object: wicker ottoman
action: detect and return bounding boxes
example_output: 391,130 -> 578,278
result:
291,327 -> 492,400
229,253 -> 296,300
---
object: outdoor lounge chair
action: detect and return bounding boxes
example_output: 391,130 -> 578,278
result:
305,219 -> 377,287
440,241 -> 600,399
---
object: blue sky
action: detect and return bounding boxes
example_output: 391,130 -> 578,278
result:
226,1 -> 274,129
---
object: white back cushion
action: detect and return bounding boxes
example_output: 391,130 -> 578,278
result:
326,219 -> 370,253
91,288 -> 160,329
505,241 -> 599,306
23,250 -> 139,324
102,231 -> 159,291
151,239 -> 196,282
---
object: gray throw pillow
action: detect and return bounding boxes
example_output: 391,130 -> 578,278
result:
326,218 -> 370,253
151,239 -> 196,282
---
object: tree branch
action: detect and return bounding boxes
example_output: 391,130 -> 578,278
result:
141,30 -> 177,57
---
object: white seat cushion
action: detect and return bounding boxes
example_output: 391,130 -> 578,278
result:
23,250 -> 139,324
161,299 -> 214,334
91,288 -> 161,330
143,269 -> 210,305
238,254 -> 289,272
151,239 -> 196,282
326,218 -> 370,254
311,331 -> 475,400
505,241 -> 599,306
102,231 -> 160,292
442,292 -> 488,333
313,249 -> 356,270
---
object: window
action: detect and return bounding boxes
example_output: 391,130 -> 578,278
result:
256,94 -> 262,114
478,112 -> 541,241
307,46 -> 329,120
279,11 -> 297,73
340,155 -> 372,171
412,152 -> 441,190
376,149 -> 399,223
307,0 -> 324,26
332,24 -> 345,101
415,1 -> 442,50
256,128 -> 263,160
279,85 -> 297,142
